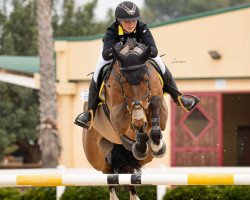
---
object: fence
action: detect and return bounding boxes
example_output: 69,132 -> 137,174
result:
1,167 -> 250,200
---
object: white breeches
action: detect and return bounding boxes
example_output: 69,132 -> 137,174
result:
93,45 -> 113,83
151,55 -> 166,74
93,55 -> 113,83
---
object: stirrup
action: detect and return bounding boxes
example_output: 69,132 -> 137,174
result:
177,94 -> 200,112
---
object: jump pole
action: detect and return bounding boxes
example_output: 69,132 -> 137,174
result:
1,173 -> 250,187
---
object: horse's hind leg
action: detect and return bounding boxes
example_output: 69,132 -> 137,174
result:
148,96 -> 166,157
129,186 -> 140,200
82,128 -> 112,173
109,186 -> 119,200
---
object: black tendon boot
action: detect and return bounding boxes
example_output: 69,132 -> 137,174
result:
74,79 -> 99,129
162,67 -> 200,112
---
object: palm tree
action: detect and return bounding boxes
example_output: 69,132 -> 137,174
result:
36,0 -> 61,167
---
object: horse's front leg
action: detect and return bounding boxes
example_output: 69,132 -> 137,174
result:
129,186 -> 140,200
149,96 -> 166,158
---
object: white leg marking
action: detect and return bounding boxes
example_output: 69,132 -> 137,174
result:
110,188 -> 119,200
129,191 -> 140,200
150,139 -> 164,152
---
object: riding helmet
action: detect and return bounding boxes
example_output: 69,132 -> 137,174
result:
115,1 -> 140,21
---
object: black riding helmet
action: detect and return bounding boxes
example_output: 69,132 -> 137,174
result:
115,1 -> 140,21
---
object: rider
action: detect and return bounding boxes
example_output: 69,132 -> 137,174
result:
75,1 -> 199,129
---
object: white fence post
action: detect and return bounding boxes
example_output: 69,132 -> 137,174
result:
56,165 -> 66,200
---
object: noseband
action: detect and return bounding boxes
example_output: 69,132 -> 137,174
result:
118,64 -> 151,115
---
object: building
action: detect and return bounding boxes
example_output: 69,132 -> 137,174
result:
1,4 -> 250,168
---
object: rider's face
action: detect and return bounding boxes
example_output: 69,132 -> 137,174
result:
120,20 -> 137,33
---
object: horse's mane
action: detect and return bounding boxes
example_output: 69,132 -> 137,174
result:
116,38 -> 148,85
120,38 -> 145,55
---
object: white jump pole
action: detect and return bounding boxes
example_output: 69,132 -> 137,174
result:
1,173 -> 250,187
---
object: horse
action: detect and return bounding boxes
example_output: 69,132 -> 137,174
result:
82,39 -> 168,200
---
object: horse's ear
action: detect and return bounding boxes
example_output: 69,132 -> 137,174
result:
140,46 -> 151,63
112,46 -> 125,63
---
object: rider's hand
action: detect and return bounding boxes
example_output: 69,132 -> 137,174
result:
114,42 -> 123,52
137,43 -> 146,51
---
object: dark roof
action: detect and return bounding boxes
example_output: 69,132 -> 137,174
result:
0,55 -> 39,74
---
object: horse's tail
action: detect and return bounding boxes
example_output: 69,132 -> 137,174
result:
111,144 -> 141,173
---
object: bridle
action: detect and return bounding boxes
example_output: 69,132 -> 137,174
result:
118,63 -> 151,116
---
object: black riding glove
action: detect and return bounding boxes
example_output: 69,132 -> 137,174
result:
137,43 -> 146,51
114,42 -> 123,52
149,46 -> 158,58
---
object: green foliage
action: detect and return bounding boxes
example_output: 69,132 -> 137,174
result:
21,187 -> 56,200
0,188 -> 21,200
1,186 -> 250,200
222,186 -> 250,200
0,0 -> 113,56
135,185 -> 157,200
61,186 -> 110,200
0,187 -> 56,200
1,0 -> 37,55
1,0 -> 250,56
0,82 -> 39,160
55,0 -> 112,37
163,185 -> 224,200
163,185 -> 250,200
61,186 -> 156,200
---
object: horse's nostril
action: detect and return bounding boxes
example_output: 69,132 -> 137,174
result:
134,100 -> 141,106
132,119 -> 147,132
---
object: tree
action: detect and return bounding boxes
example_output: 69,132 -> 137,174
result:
55,0 -> 112,37
0,7 -> 6,53
1,0 -> 37,55
0,82 -> 40,163
36,0 -> 61,167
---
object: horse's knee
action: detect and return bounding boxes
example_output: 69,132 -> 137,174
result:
149,96 -> 162,111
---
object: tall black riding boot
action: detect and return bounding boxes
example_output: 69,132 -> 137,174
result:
162,66 -> 199,112
74,79 -> 99,129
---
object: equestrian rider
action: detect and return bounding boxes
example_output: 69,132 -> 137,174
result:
75,1 -> 199,129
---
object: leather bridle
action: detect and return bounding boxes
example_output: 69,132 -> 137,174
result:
118,64 -> 151,116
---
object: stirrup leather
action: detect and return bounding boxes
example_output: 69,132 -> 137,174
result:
88,109 -> 94,130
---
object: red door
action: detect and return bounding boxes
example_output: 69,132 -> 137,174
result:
171,92 -> 223,166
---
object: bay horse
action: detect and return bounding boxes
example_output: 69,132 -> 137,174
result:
82,39 -> 168,200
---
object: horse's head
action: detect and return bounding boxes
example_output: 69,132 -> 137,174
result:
112,46 -> 152,132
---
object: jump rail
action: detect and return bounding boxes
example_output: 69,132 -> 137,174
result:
1,167 -> 250,187
1,173 -> 250,187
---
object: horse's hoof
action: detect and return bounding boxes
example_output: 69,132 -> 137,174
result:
151,140 -> 166,158
132,142 -> 148,160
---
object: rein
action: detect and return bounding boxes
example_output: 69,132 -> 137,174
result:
118,64 -> 151,115
120,64 -> 146,72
